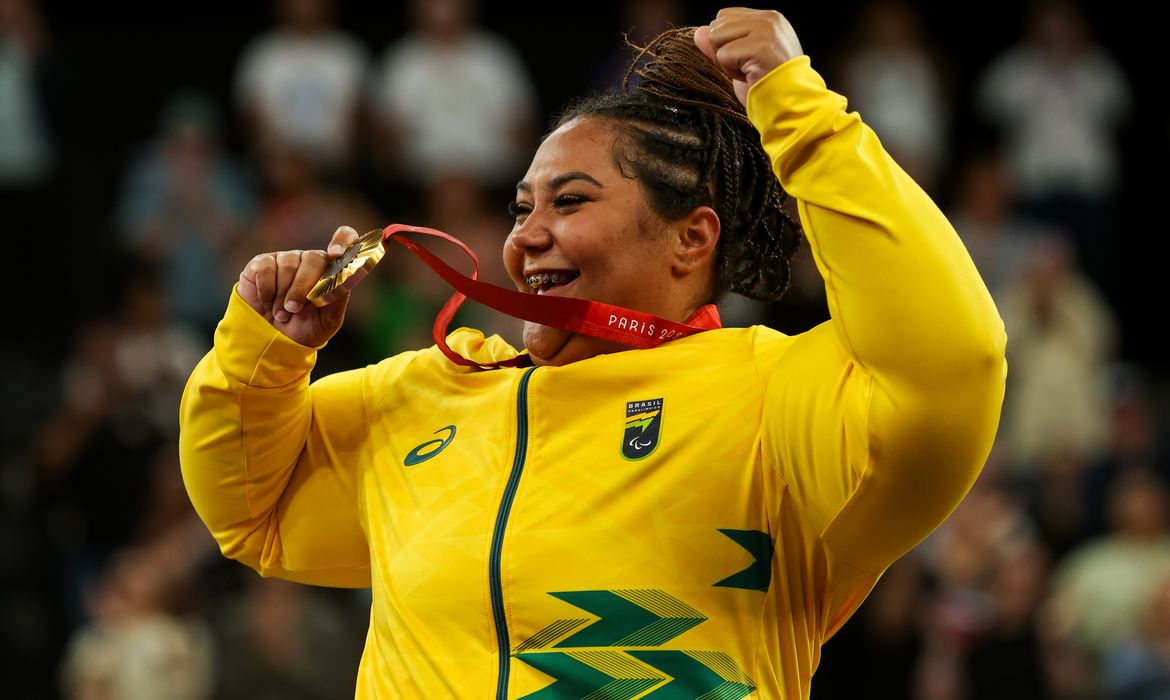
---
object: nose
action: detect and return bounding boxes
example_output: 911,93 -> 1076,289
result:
507,218 -> 554,254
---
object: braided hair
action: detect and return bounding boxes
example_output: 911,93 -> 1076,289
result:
554,26 -> 803,303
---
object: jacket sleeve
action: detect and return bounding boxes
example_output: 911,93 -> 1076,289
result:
179,289 -> 404,587
753,57 -> 1007,574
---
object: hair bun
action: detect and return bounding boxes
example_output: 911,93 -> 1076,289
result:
627,27 -> 751,129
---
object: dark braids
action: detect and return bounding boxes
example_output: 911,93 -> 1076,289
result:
555,26 -> 803,302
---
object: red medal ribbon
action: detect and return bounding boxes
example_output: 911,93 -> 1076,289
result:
382,224 -> 722,369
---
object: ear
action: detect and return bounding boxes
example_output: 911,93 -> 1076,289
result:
671,206 -> 720,277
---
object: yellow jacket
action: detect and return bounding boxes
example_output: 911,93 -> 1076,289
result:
180,56 -> 1006,699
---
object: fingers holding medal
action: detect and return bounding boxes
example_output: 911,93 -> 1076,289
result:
237,226 -> 368,348
307,228 -> 387,308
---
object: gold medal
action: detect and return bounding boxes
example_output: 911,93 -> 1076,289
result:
307,229 -> 387,307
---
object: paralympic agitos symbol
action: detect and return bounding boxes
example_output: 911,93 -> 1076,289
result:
623,398 -> 663,461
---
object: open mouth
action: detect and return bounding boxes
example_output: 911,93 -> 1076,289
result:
526,271 -> 580,295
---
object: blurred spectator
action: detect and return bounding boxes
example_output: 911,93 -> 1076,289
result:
32,268 -> 205,621
0,0 -> 60,188
246,142 -> 381,254
208,578 -> 361,700
962,541 -> 1055,700
913,479 -> 1048,700
368,0 -> 538,194
60,547 -> 215,700
998,231 -> 1118,560
830,0 -> 952,194
1,0 -> 69,357
948,147 -> 1048,301
974,0 -> 1131,302
234,0 -> 369,177
996,233 -> 1118,474
34,267 -> 205,474
1101,578 -> 1170,700
1070,364 -> 1170,549
1046,470 -> 1170,667
116,90 -> 256,337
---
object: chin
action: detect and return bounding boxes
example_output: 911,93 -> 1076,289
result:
524,324 -> 623,367
523,324 -> 572,366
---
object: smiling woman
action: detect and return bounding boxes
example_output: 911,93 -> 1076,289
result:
179,7 -> 1007,700
505,119 -> 721,366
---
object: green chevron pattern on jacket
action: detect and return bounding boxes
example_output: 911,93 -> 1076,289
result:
514,619 -> 590,653
515,651 -> 662,700
513,590 -> 756,700
712,529 -> 774,592
626,651 -> 755,699
550,590 -> 706,648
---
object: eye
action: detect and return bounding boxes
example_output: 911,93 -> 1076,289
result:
508,200 -> 531,219
554,194 -> 590,209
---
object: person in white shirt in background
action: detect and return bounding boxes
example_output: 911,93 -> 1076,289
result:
975,0 -> 1131,305
367,0 -> 537,193
234,0 -> 369,179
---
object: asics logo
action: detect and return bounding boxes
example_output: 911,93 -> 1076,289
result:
404,425 -> 457,466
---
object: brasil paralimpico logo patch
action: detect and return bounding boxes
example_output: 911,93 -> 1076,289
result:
623,398 -> 663,461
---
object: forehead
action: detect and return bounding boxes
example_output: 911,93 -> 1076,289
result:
523,117 -> 620,184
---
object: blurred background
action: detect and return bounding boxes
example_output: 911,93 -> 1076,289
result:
2,0 -> 1167,697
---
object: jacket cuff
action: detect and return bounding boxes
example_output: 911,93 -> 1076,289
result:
212,286 -> 320,388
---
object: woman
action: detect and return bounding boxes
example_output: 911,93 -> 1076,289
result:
180,8 -> 1006,699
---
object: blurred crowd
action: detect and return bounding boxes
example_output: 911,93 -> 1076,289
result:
1,0 -> 1165,698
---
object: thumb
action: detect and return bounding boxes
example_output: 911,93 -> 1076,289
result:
693,25 -> 716,62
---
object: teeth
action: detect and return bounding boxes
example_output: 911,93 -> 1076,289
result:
526,273 -> 574,289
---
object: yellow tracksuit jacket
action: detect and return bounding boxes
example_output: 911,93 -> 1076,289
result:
179,56 -> 1007,699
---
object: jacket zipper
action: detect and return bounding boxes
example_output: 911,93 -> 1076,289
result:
491,366 -> 537,699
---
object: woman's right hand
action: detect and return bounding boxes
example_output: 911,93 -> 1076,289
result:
694,8 -> 804,107
237,226 -> 360,348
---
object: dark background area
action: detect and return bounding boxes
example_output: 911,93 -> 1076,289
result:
28,0 -> 1165,367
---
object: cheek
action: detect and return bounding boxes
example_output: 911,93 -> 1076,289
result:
502,234 -> 522,279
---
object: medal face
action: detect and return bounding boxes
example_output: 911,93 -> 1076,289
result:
307,229 -> 386,307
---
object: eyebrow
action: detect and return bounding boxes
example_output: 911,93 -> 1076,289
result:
515,171 -> 605,193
